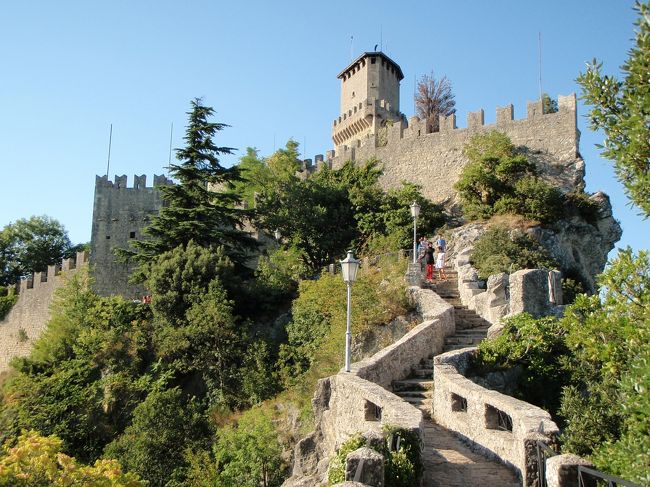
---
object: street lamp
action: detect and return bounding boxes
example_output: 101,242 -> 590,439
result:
410,201 -> 421,263
274,229 -> 281,241
340,250 -> 360,372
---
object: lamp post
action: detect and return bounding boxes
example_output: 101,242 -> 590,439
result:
274,229 -> 281,241
340,250 -> 360,373
410,201 -> 421,263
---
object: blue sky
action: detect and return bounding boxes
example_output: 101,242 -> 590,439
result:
0,1 -> 646,256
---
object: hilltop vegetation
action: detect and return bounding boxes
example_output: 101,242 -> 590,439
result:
0,99 -> 435,486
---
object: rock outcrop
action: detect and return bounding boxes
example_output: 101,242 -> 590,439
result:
449,192 -> 621,326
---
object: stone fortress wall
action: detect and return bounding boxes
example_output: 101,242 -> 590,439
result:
0,252 -> 89,373
300,94 -> 584,204
91,174 -> 172,298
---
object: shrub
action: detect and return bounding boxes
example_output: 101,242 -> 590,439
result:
470,226 -> 557,280
0,286 -> 16,320
0,430 -> 145,487
327,427 -> 422,486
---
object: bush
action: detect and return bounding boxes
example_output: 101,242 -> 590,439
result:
0,286 -> 16,320
470,226 -> 558,279
471,249 -> 650,483
456,131 -> 577,224
327,427 -> 422,486
0,430 -> 145,487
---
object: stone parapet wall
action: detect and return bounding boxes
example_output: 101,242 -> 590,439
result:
284,285 -> 457,486
352,287 -> 454,389
321,94 -> 583,203
0,251 -> 89,373
433,348 -> 559,486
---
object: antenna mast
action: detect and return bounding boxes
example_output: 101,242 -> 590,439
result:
168,122 -> 173,165
105,124 -> 112,177
380,25 -> 383,51
538,32 -> 543,100
350,35 -> 354,60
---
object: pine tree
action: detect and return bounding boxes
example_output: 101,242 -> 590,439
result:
128,98 -> 256,269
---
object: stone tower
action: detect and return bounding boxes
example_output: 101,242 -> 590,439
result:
332,52 -> 404,148
90,174 -> 172,298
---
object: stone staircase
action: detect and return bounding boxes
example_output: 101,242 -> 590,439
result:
392,268 -> 491,417
391,268 -> 521,486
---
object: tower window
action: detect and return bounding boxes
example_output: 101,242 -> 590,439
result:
371,57 -> 376,64
352,91 -> 355,98
129,231 -> 136,238
106,235 -> 110,240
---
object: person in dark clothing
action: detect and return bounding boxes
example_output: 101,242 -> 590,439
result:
422,242 -> 435,282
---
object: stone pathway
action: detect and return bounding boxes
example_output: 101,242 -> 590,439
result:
393,268 -> 521,486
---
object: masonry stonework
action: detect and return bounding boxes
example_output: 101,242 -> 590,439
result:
0,252 -> 89,373
90,174 -> 172,298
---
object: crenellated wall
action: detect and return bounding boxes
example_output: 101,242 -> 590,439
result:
301,94 -> 584,203
90,174 -> 172,298
0,251 -> 89,373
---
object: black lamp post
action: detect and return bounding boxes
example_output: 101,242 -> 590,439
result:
340,250 -> 360,372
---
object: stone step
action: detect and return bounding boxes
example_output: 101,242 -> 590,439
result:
392,378 -> 433,392
443,344 -> 477,352
422,358 -> 434,368
396,389 -> 433,399
454,328 -> 490,336
413,367 -> 433,378
445,336 -> 484,346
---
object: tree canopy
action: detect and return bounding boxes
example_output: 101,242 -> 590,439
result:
0,215 -> 76,286
577,1 -> 650,217
414,72 -> 456,133
127,98 -> 256,272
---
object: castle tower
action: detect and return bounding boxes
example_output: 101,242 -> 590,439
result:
332,52 -> 404,148
90,174 -> 172,298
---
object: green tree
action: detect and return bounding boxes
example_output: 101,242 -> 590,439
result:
127,98 -> 256,272
470,226 -> 558,279
414,71 -> 456,133
0,215 -> 74,286
104,388 -> 210,487
213,409 -> 286,487
144,242 -> 245,407
455,131 -> 563,222
577,1 -> 650,217
542,93 -> 558,114
0,431 -> 145,487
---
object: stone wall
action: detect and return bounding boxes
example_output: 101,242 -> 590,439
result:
0,252 -> 89,373
305,94 -> 583,203
433,348 -> 559,486
90,174 -> 172,298
283,287 -> 456,486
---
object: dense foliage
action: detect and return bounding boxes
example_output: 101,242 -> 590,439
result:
246,146 -> 445,271
470,226 -> 558,280
0,431 -> 145,486
0,215 -> 78,286
454,131 -> 565,222
472,248 -> 650,484
0,286 -> 16,320
577,1 -> 650,217
327,426 -> 422,487
124,98 -> 256,274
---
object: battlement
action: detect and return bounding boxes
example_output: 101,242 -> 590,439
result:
328,94 -> 577,157
16,251 -> 89,294
95,174 -> 174,190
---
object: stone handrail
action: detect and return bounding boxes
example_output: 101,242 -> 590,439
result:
284,286 -> 456,485
433,347 -> 559,486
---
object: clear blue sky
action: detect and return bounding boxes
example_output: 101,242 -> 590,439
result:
1,1 -> 646,256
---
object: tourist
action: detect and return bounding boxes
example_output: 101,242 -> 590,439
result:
435,245 -> 447,281
422,242 -> 435,283
435,234 -> 446,252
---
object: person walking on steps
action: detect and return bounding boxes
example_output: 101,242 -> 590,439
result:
435,234 -> 446,252
435,245 -> 447,281
422,242 -> 435,283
